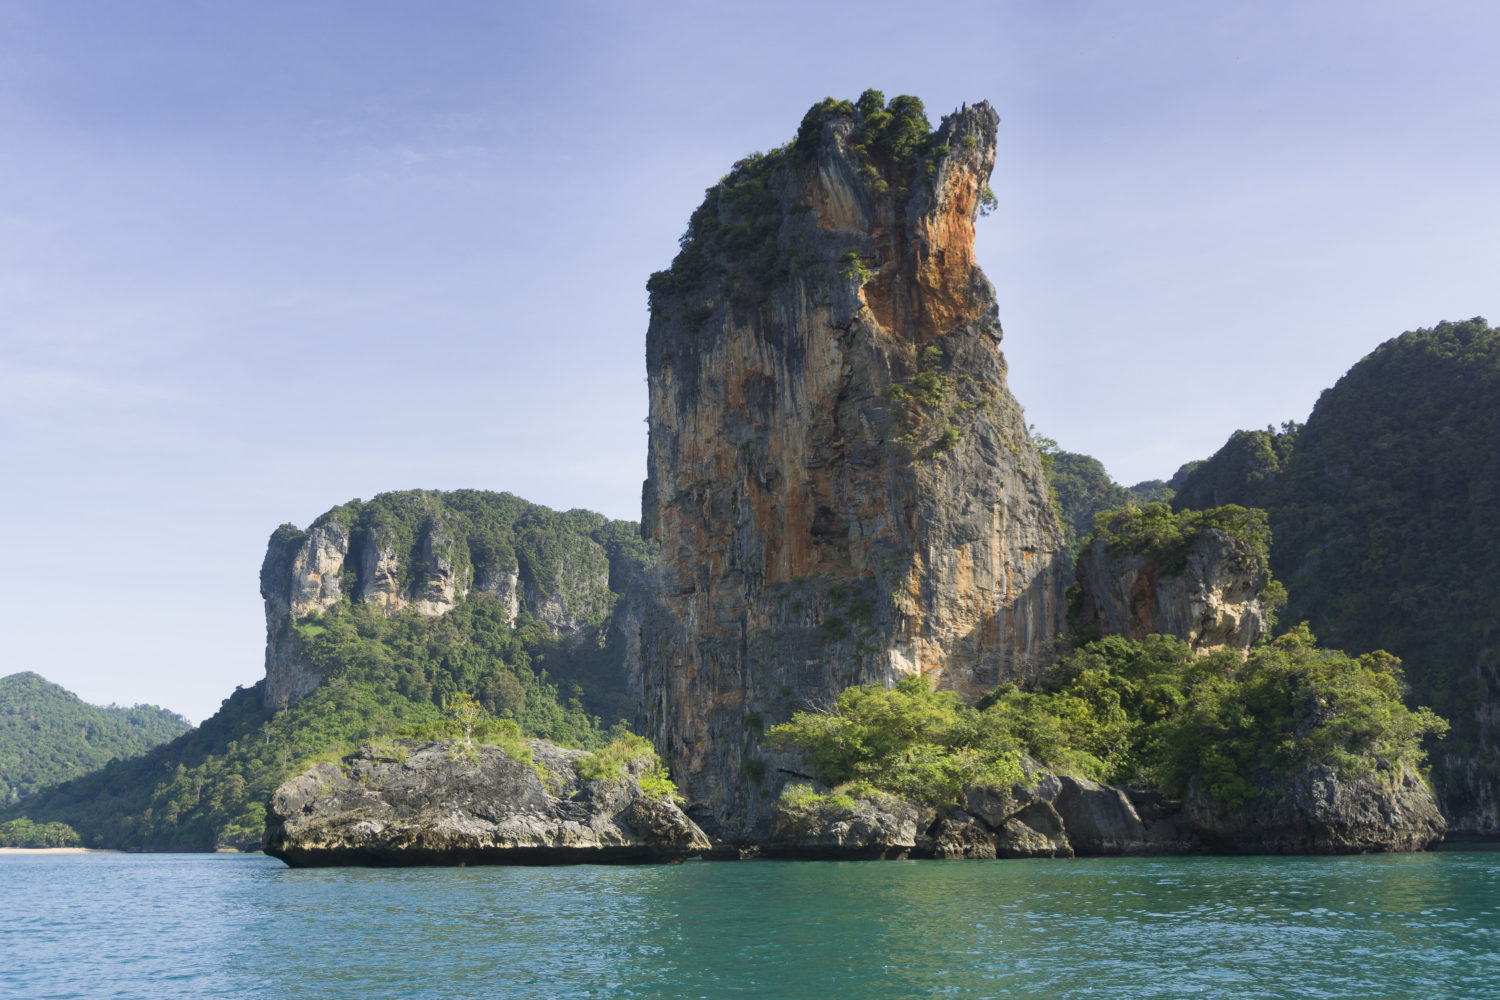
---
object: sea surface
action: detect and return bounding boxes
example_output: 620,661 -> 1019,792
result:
5,849 -> 1499,999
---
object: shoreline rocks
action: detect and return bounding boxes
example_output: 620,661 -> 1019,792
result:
262,745 -> 1445,865
744,763 -> 1445,861
262,739 -> 710,867
1185,761 -> 1446,855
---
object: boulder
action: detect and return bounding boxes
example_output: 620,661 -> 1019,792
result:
1186,761 -> 1446,854
262,739 -> 710,867
927,813 -> 999,859
763,792 -> 920,859
995,800 -> 1074,859
1047,775 -> 1151,855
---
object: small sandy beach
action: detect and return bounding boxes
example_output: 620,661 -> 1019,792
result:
0,847 -> 119,855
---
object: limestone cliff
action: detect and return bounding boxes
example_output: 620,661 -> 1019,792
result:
259,490 -> 647,709
639,93 -> 1068,837
1072,505 -> 1274,653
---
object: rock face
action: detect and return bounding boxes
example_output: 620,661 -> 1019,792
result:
259,490 -> 635,709
639,95 -> 1068,838
262,739 -> 710,866
1073,524 -> 1269,653
1186,762 -> 1446,854
758,763 -> 1443,859
764,792 -> 921,859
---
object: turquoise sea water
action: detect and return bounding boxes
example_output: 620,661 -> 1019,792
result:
5,850 -> 1499,999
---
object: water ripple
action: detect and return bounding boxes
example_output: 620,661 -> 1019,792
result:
3,850 -> 1498,998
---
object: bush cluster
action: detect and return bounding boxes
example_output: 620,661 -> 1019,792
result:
0,817 -> 81,848
577,734 -> 682,802
771,630 -> 1446,809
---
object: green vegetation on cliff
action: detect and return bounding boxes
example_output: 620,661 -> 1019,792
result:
770,631 -> 1446,808
6,492 -> 653,851
270,489 -> 650,639
646,89 -> 943,308
1170,319 -> 1500,813
0,673 -> 190,805
1089,502 -> 1273,567
1170,424 -> 1299,514
6,595 -> 630,851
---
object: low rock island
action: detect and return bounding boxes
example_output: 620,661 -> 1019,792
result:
263,739 -> 710,867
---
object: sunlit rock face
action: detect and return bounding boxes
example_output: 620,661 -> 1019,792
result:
639,96 -> 1068,838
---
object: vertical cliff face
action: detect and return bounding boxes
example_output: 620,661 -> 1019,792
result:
640,94 -> 1068,836
259,490 -> 638,710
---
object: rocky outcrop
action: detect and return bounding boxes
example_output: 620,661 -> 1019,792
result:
757,762 -> 1443,859
640,94 -> 1068,839
764,792 -> 921,859
259,490 -> 636,709
262,739 -> 710,866
1186,762 -> 1446,854
1073,521 -> 1270,653
1042,777 -> 1196,855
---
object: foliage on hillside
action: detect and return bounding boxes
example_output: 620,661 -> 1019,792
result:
0,817 -> 81,848
1170,425 -> 1299,514
0,673 -> 191,805
770,632 -> 1446,808
1174,319 -> 1500,798
1270,319 -> 1500,776
1089,502 -> 1273,568
4,594 -> 635,851
1034,434 -> 1176,558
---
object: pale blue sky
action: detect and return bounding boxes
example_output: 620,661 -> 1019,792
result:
3,1 -> 1495,720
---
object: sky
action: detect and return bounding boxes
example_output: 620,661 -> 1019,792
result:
2,0 -> 1496,722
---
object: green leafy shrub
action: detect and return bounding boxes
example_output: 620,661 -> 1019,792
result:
979,185 -> 997,216
577,734 -> 682,803
927,427 -> 961,457
0,817 -> 81,848
840,249 -> 873,283
1089,502 -> 1272,569
772,634 -> 1447,809
767,676 -> 1026,807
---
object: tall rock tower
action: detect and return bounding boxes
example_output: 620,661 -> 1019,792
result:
640,93 -> 1067,837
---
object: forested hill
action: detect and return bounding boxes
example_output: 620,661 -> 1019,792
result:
1169,318 -> 1500,831
1035,437 -> 1173,558
4,491 -> 656,851
0,672 -> 191,805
